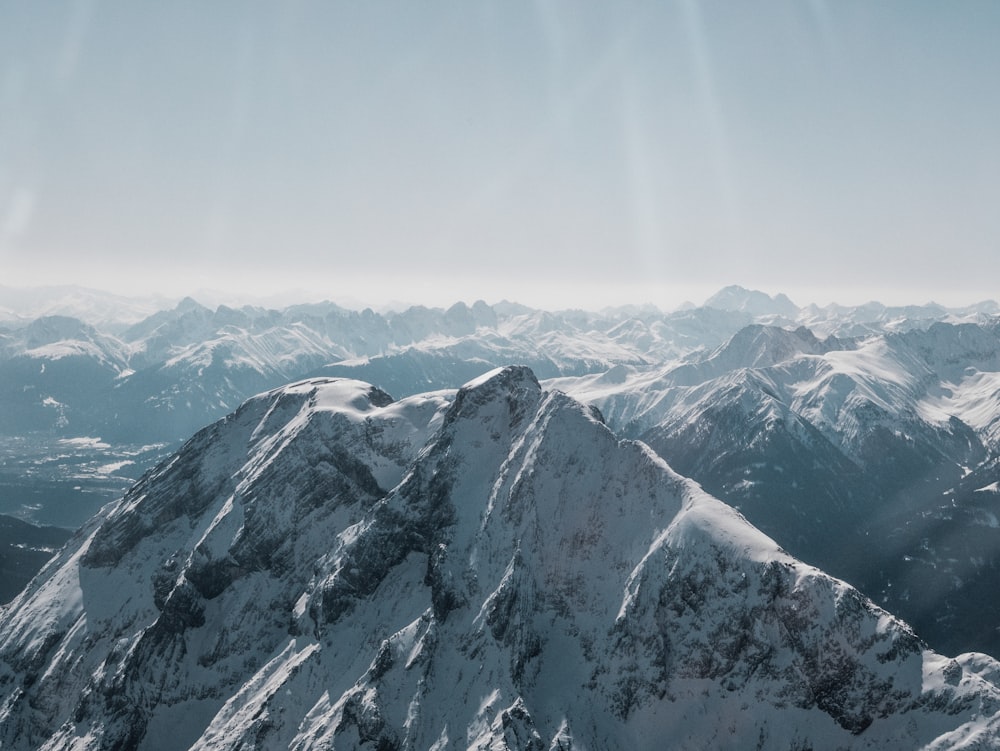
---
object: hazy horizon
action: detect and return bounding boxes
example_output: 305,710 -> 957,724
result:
2,2 -> 998,309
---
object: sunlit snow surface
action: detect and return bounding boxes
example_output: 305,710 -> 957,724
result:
546,318 -> 1000,664
3,369 -> 1000,749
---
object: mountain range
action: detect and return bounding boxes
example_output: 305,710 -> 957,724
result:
6,285 -> 1000,746
5,367 -> 1000,749
550,318 -> 1000,658
4,285 -> 993,447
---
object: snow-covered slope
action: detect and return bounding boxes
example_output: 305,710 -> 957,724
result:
4,368 -> 1000,750
553,320 -> 1000,658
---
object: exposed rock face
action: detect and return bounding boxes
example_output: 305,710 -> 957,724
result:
3,368 -> 1000,750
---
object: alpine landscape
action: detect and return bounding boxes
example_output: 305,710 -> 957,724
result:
5,286 -> 1000,748
3,2 -> 999,747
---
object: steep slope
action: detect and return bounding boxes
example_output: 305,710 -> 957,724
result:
555,321 -> 1000,657
0,376 -> 451,750
3,369 -> 1000,749
637,369 -> 875,576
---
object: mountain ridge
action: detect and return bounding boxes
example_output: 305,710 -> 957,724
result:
5,368 -> 1000,749
552,319 -> 1000,658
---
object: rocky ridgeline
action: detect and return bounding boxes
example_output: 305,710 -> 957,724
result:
3,368 -> 1000,749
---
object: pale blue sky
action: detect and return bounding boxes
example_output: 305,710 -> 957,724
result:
1,1 -> 998,308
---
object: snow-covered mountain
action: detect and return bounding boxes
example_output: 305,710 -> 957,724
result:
552,319 -> 1000,658
3,286 -> 992,446
4,368 -> 1000,750
704,284 -> 799,320
0,299 -> 657,446
6,284 -> 1000,663
1,296 -> 740,545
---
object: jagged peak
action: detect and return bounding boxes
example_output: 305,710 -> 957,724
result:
175,295 -> 209,313
461,364 -> 540,393
448,365 -> 540,408
438,366 -> 544,436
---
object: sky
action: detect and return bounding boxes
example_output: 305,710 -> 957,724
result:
1,1 -> 999,311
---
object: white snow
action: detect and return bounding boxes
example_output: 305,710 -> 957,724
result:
6,357 -> 1000,750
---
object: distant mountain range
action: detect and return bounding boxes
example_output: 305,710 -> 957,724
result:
3,284 -> 995,448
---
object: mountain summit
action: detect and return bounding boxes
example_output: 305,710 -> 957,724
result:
3,368 -> 1000,749
704,285 -> 799,318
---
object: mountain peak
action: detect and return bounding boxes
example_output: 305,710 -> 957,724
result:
704,285 -> 799,318
175,295 -> 209,313
460,364 -> 540,393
